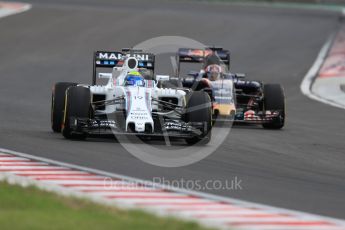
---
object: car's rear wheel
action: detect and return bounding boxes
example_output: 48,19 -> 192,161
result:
184,91 -> 212,145
62,86 -> 91,139
51,82 -> 77,132
262,84 -> 285,129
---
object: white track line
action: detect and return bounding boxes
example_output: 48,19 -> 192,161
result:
300,9 -> 345,110
299,34 -> 345,108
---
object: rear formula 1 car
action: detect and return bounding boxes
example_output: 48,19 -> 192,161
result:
175,47 -> 285,129
51,49 -> 212,144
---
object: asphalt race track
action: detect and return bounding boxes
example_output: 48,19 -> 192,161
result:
1,0 -> 345,219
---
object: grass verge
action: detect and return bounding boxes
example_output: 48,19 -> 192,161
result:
0,181 -> 213,230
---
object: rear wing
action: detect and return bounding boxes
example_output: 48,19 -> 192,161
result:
176,47 -> 230,77
92,49 -> 155,85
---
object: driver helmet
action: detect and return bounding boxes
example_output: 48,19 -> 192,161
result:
205,64 -> 222,81
204,54 -> 221,67
124,71 -> 145,86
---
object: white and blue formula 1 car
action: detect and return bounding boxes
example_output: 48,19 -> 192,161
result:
51,49 -> 212,144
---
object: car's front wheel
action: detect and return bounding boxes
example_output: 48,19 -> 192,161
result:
62,86 -> 91,139
184,91 -> 212,145
262,84 -> 285,129
51,82 -> 77,132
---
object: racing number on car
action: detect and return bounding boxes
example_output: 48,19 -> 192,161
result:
134,96 -> 143,99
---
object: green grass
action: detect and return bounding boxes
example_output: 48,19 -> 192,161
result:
0,181 -> 213,230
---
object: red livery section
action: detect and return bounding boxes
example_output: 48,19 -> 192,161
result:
319,26 -> 345,78
0,2 -> 30,13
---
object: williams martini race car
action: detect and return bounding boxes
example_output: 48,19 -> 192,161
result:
51,49 -> 212,144
175,47 -> 285,129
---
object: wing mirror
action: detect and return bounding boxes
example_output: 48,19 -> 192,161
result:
156,75 -> 170,82
187,71 -> 199,78
98,73 -> 112,79
234,73 -> 246,79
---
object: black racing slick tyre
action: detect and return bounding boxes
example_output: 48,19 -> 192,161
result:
262,84 -> 285,129
185,91 -> 212,145
62,86 -> 91,139
51,82 -> 77,132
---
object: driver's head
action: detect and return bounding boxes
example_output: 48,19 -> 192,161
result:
204,54 -> 221,67
125,71 -> 145,86
205,64 -> 222,81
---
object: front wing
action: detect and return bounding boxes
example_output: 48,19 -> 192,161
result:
67,117 -> 207,138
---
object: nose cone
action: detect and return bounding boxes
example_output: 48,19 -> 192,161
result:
135,122 -> 145,132
125,87 -> 154,133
